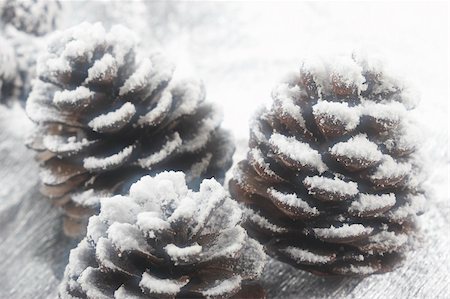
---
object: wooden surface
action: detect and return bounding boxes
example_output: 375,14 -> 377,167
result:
0,105 -> 448,299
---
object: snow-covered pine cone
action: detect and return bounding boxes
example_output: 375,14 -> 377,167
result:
229,54 -> 426,276
60,172 -> 267,299
0,0 -> 61,36
0,34 -> 17,102
26,22 -> 235,236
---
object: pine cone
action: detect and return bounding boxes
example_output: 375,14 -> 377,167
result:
0,0 -> 61,36
59,172 -> 266,299
26,22 -> 235,236
0,34 -> 17,102
229,54 -> 426,276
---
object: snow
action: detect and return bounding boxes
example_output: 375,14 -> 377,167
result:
330,55 -> 366,90
137,133 -> 182,169
179,106 -> 222,153
281,247 -> 334,264
85,54 -> 118,84
88,102 -> 136,132
137,92 -> 172,126
336,264 -> 378,275
313,224 -> 373,239
0,36 -> 17,83
83,144 -> 135,171
269,133 -> 327,173
245,208 -> 288,233
136,212 -> 170,238
361,101 -> 406,123
53,86 -> 94,107
349,193 -> 396,215
119,58 -> 153,96
249,147 -> 278,178
202,275 -> 242,298
169,79 -> 205,120
272,83 -> 306,127
43,135 -> 93,154
313,101 -> 360,130
370,155 -> 411,180
366,231 -> 408,252
139,272 -> 189,295
267,187 -> 319,215
185,152 -> 212,181
98,195 -> 140,225
303,176 -> 358,197
164,243 -> 202,263
330,134 -> 382,162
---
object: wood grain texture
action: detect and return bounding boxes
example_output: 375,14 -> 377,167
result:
0,107 -> 448,299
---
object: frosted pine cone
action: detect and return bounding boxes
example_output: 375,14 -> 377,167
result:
26,22 -> 235,236
0,34 -> 17,103
0,0 -> 61,36
59,172 -> 266,299
229,54 -> 426,276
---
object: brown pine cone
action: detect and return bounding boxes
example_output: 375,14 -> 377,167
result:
26,22 -> 235,237
0,0 -> 61,36
229,53 -> 426,276
0,34 -> 17,103
59,172 -> 266,299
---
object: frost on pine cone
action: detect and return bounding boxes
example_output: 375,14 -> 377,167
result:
0,0 -> 61,36
0,34 -> 17,102
26,22 -> 235,236
60,172 -> 266,299
229,54 -> 426,276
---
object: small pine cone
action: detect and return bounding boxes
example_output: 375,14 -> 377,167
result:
26,22 -> 235,236
229,53 -> 426,276
0,0 -> 61,36
0,34 -> 17,102
59,172 -> 267,299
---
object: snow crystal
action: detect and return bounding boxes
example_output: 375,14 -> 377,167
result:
190,178 -> 228,236
207,227 -> 246,259
281,247 -> 334,264
362,101 -> 406,123
129,172 -> 188,210
85,54 -> 118,83
138,133 -> 182,168
388,193 -> 426,222
114,286 -> 142,299
313,101 -> 360,130
370,155 -> 411,180
249,147 -> 278,178
88,102 -> 136,132
95,238 -> 122,272
303,176 -> 358,197
139,273 -> 189,295
245,208 -> 288,233
268,188 -> 319,215
269,133 -> 327,173
330,134 -> 382,162
43,135 -> 93,154
99,195 -> 140,225
313,224 -> 373,239
137,92 -> 172,126
107,222 -> 149,253
53,86 -> 94,107
86,215 -> 108,243
72,189 -> 105,208
349,193 -> 396,214
136,212 -> 170,238
83,144 -> 134,171
78,267 -> 110,299
170,79 -> 205,120
119,58 -> 153,96
367,231 -> 408,252
331,55 -> 366,90
185,153 -> 212,181
272,83 -> 306,127
202,276 -> 242,298
337,264 -> 378,275
164,243 -> 202,263
179,107 -> 222,153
